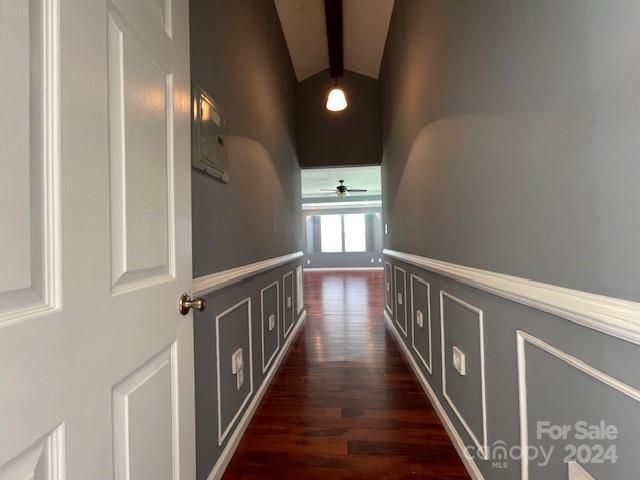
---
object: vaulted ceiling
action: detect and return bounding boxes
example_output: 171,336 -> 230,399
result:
274,0 -> 395,81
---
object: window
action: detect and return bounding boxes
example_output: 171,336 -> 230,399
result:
320,215 -> 343,252
344,214 -> 366,252
315,213 -> 368,253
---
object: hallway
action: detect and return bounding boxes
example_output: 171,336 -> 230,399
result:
223,271 -> 469,479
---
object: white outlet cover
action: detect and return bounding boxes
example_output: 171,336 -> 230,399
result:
568,462 -> 596,480
232,348 -> 244,389
236,367 -> 244,389
232,348 -> 243,374
416,310 -> 423,328
268,313 -> 276,331
370,258 -> 374,263
397,292 -> 403,305
452,346 -> 466,376
386,282 -> 390,292
287,296 -> 292,308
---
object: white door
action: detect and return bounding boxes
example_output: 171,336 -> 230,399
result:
0,0 -> 195,478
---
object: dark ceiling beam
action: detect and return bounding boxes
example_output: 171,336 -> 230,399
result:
324,0 -> 343,78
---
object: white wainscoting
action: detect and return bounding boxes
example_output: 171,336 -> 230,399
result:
207,310 -> 307,480
384,310 -> 485,480
384,249 -> 640,346
516,331 -> 640,480
215,298 -> 254,446
410,274 -> 432,374
193,251 -> 304,297
440,291 -> 488,461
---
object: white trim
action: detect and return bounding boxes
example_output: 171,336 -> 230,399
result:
192,251 -> 303,297
296,266 -> 304,314
384,310 -> 484,480
516,330 -> 640,480
394,266 -> 408,336
410,274 -> 432,374
384,248 -> 640,346
303,266 -> 383,272
302,200 -> 381,210
282,271 -> 295,338
440,291 -> 488,460
215,298 -> 254,446
260,281 -> 280,374
207,311 -> 307,480
384,261 -> 393,313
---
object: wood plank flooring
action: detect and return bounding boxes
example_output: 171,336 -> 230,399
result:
222,270 -> 470,479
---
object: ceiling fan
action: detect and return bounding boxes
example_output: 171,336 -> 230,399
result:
321,179 -> 367,198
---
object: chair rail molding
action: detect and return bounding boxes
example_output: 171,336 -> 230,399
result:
193,251 -> 304,297
383,249 -> 640,346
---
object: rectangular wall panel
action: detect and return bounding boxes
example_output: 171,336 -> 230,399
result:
394,266 -> 407,335
261,282 -> 280,373
283,272 -> 294,337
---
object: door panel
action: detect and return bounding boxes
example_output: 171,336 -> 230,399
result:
108,6 -> 174,292
113,345 -> 178,480
0,0 -> 59,322
0,0 -> 194,477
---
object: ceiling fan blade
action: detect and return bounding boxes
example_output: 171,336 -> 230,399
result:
347,189 -> 368,192
320,189 -> 339,191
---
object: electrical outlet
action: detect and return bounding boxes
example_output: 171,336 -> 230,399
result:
268,313 -> 276,331
386,282 -> 390,292
416,310 -> 424,328
232,348 -> 244,389
397,292 -> 403,305
452,346 -> 466,376
287,296 -> 292,308
385,224 -> 388,234
568,462 -> 596,480
371,258 -> 374,263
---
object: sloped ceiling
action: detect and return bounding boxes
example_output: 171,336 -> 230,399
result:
274,0 -> 394,81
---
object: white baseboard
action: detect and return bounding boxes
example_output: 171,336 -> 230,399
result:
207,310 -> 307,480
384,310 -> 485,480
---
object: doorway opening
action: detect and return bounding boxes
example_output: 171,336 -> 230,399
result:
301,166 -> 383,270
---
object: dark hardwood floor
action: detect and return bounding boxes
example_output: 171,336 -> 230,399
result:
223,270 -> 470,479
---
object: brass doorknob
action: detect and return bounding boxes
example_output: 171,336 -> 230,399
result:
178,294 -> 206,315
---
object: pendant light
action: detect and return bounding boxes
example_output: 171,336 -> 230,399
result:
326,78 -> 347,112
324,0 -> 347,112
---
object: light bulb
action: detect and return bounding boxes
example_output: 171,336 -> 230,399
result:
326,87 -> 347,111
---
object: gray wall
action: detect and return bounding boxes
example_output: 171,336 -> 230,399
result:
296,69 -> 382,168
189,1 -> 306,478
193,261 -> 305,480
190,0 -> 303,275
381,1 -> 640,478
385,257 -> 640,480
380,0 -> 640,301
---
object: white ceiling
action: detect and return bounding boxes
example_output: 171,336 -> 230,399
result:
301,165 -> 381,198
274,0 -> 394,81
